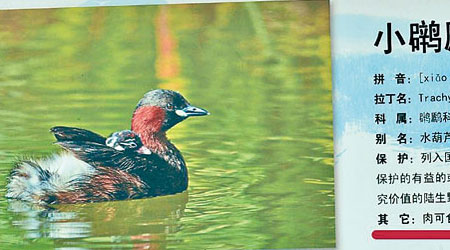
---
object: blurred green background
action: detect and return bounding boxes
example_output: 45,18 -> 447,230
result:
0,1 -> 334,249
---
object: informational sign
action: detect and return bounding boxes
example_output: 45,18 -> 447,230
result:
332,0 -> 450,249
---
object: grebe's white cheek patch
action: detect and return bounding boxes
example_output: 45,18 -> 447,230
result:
175,110 -> 188,117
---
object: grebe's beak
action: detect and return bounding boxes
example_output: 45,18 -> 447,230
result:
175,105 -> 209,117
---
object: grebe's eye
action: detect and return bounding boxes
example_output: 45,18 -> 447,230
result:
166,103 -> 174,110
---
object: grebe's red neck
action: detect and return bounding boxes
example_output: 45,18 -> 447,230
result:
131,106 -> 169,153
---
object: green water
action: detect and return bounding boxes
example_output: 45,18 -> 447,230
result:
0,1 -> 334,249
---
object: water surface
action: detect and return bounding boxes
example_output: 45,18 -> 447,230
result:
0,1 -> 334,249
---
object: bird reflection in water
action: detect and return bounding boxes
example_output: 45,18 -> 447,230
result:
8,192 -> 188,249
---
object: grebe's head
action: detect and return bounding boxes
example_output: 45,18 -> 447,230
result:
131,89 -> 209,134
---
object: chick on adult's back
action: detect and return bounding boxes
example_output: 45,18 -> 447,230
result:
6,89 -> 209,204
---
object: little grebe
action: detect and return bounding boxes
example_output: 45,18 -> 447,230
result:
6,89 -> 209,204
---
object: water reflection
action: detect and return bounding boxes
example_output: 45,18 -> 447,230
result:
8,192 -> 188,248
0,1 -> 334,249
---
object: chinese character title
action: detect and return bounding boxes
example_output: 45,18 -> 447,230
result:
374,20 -> 450,54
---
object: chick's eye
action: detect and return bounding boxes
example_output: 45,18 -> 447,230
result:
166,103 -> 174,110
